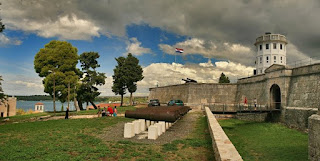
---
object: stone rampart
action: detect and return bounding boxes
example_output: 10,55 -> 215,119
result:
283,107 -> 318,131
205,107 -> 243,161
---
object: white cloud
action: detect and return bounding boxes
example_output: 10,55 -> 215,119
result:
125,37 -> 151,56
1,74 -> 45,95
159,38 -> 255,66
14,81 -> 43,88
0,34 -> 22,46
136,61 -> 254,95
97,61 -> 253,96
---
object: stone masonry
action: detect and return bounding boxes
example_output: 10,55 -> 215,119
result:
149,63 -> 320,160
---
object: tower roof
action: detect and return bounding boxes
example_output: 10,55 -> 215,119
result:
35,102 -> 44,105
254,33 -> 287,46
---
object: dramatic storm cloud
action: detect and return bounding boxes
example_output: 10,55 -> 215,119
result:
1,0 -> 319,95
2,0 -> 320,60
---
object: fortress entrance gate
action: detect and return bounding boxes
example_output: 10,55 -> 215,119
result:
270,84 -> 281,109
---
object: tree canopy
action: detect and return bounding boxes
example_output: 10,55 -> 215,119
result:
77,52 -> 106,109
125,53 -> 143,105
112,56 -> 127,106
112,53 -> 144,106
34,40 -> 80,112
218,73 -> 230,83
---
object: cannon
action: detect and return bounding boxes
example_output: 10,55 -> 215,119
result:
182,78 -> 197,83
125,106 -> 191,122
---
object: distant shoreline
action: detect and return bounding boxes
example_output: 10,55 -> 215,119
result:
9,95 -> 148,102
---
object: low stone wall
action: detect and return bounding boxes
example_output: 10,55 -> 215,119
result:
236,113 -> 268,122
204,107 -> 243,161
236,111 -> 281,123
308,114 -> 320,161
283,107 -> 318,131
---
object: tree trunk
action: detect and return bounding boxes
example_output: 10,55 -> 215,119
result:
89,100 -> 98,109
130,92 -> 133,106
86,102 -> 89,111
53,76 -> 56,115
74,97 -> 80,111
78,100 -> 84,110
67,82 -> 70,110
121,94 -> 123,107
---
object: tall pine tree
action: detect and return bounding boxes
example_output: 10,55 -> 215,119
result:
112,57 -> 127,106
77,52 -> 106,109
125,53 -> 143,105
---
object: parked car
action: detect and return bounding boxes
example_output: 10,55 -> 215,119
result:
148,99 -> 160,107
167,100 -> 184,106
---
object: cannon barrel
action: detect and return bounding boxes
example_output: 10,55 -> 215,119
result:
125,106 -> 191,122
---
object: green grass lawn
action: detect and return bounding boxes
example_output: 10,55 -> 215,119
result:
218,119 -> 308,161
0,111 -> 214,161
1,106 -> 136,124
0,117 -> 133,160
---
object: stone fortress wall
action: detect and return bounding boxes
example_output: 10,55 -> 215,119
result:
0,97 -> 17,117
149,63 -> 320,130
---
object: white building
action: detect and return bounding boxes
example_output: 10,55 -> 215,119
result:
35,102 -> 44,112
254,32 -> 288,74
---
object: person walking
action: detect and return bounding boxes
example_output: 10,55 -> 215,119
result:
65,107 -> 69,119
113,106 -> 117,117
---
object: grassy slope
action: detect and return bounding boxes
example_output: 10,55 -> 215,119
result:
0,111 -> 214,161
218,119 -> 308,161
0,117 -> 133,160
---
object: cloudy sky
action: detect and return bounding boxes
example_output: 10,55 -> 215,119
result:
0,0 -> 318,96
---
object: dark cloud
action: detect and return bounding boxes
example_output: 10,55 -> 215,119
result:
2,0 -> 319,60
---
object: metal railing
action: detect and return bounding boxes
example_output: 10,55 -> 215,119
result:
287,56 -> 320,68
202,102 -> 284,114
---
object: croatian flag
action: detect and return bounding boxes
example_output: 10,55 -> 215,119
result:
175,48 -> 184,53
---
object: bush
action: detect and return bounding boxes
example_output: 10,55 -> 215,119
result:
16,109 -> 35,116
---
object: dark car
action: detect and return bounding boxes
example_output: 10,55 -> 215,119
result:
167,100 -> 184,106
148,99 -> 160,107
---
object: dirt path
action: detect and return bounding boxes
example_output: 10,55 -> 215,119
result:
98,110 -> 203,145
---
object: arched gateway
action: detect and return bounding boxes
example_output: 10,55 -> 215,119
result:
270,84 -> 281,109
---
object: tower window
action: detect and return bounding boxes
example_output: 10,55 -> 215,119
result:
260,45 -> 262,50
260,57 -> 262,64
266,56 -> 269,63
280,44 -> 283,50
273,43 -> 276,49
281,57 -> 283,63
274,56 -> 276,63
266,44 -> 269,49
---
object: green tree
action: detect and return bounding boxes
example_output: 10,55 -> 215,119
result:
0,3 -> 4,33
112,57 -> 127,106
218,73 -> 230,83
77,52 -> 106,109
34,40 -> 79,113
125,53 -> 143,105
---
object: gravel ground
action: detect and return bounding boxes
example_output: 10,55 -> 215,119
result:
98,110 -> 203,145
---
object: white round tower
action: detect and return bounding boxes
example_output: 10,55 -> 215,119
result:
254,32 -> 288,74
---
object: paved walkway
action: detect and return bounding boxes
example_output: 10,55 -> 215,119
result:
98,110 -> 202,145
41,114 -> 125,121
